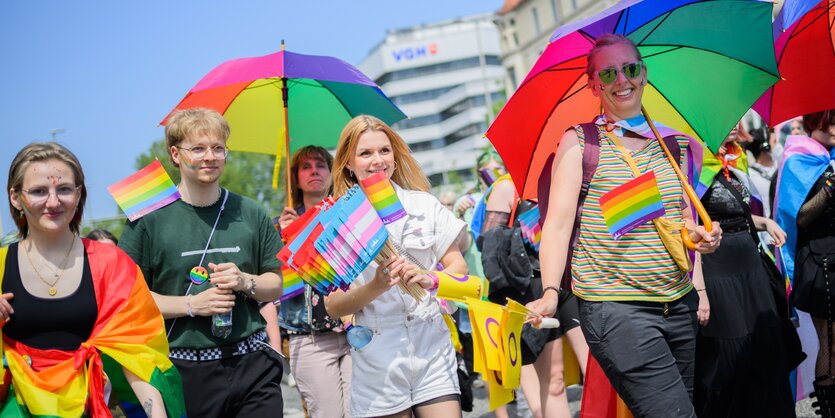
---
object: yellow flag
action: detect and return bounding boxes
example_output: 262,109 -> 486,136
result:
500,306 -> 525,388
466,297 -> 505,372
486,368 -> 515,410
563,339 -> 582,387
469,306 -> 486,375
434,272 -> 484,303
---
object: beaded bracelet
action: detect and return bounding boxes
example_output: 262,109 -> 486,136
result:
249,278 -> 257,298
186,295 -> 194,317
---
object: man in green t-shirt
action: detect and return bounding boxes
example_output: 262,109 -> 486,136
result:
119,108 -> 284,417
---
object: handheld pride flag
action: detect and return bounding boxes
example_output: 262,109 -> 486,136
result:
360,172 -> 407,224
599,171 -> 666,239
108,160 -> 180,221
432,272 -> 487,303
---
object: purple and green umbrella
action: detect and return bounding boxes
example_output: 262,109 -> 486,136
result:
163,43 -> 406,204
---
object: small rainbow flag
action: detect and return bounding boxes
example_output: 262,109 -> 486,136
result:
280,265 -> 304,301
108,160 -> 180,221
360,172 -> 406,224
599,171 -> 666,239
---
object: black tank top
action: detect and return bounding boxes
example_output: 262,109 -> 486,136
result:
3,242 -> 97,350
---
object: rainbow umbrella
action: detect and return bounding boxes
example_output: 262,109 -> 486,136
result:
753,0 -> 835,126
163,42 -> 406,205
486,0 -> 779,201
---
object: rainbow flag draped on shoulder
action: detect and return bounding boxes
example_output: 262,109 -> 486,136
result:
0,239 -> 186,417
773,135 -> 835,400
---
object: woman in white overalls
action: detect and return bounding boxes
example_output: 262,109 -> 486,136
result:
326,115 -> 469,418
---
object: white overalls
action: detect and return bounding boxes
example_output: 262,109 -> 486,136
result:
350,185 -> 467,417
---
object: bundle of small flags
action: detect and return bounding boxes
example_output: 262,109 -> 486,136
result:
516,205 -> 541,252
276,183 -> 423,301
107,160 -> 180,221
277,198 -> 335,300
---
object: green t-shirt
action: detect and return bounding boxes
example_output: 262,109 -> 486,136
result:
119,190 -> 282,349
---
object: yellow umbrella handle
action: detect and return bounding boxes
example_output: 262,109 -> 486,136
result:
641,106 -> 712,250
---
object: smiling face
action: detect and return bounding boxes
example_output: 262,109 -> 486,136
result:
9,159 -> 80,237
170,133 -> 227,186
588,42 -> 647,121
346,130 -> 396,181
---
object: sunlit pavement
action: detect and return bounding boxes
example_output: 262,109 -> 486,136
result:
280,368 -> 817,418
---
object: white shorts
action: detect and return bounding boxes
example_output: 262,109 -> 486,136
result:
350,311 -> 460,417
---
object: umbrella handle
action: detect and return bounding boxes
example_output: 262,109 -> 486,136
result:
641,107 -> 713,251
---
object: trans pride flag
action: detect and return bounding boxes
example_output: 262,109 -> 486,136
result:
773,135 -> 835,400
0,240 -> 186,417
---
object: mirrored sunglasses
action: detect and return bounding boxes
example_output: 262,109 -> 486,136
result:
597,62 -> 644,85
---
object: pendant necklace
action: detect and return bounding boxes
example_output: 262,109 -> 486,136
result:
25,236 -> 75,296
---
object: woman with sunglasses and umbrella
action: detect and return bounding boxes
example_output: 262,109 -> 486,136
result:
527,34 -> 721,418
2,142 -> 185,417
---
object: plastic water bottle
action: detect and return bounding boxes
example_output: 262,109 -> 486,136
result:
211,311 -> 233,339
345,324 -> 374,350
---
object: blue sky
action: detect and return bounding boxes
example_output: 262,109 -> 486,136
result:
0,0 -> 502,235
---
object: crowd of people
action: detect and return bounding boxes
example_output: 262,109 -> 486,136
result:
1,33 -> 834,418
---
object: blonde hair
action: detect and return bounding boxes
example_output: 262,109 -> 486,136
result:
332,115 -> 431,197
7,142 -> 87,238
164,108 -> 231,166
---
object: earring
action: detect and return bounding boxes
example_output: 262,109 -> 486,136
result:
348,169 -> 355,179
393,161 -> 398,172
19,210 -> 24,219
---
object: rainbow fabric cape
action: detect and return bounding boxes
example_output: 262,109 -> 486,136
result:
773,135 -> 835,400
359,172 -> 407,224
108,160 -> 180,222
0,240 -> 186,417
600,171 -> 666,239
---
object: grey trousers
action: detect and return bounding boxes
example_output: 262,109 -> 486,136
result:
579,290 -> 699,418
289,332 -> 352,418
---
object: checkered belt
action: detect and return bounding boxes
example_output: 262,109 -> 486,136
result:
169,330 -> 268,362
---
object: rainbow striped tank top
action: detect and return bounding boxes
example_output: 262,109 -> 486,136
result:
571,124 -> 692,302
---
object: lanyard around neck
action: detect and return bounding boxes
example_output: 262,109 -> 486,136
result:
166,189 -> 229,339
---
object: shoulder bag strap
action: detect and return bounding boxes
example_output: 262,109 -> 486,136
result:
560,123 -> 601,289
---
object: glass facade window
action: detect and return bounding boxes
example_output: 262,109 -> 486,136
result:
391,85 -> 459,106
551,0 -> 560,22
375,56 -> 501,85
